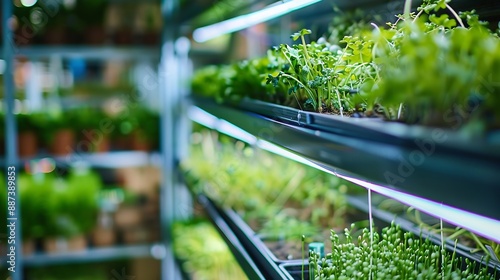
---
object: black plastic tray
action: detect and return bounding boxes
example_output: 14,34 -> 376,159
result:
199,192 -> 499,276
198,195 -> 288,279
191,96 -> 500,221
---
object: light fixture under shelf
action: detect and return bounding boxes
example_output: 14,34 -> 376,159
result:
188,105 -> 500,244
193,0 -> 322,43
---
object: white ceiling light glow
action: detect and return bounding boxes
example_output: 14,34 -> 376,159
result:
193,0 -> 322,42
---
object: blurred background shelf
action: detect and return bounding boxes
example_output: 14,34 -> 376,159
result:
22,243 -> 163,267
0,151 -> 160,168
0,46 -> 159,60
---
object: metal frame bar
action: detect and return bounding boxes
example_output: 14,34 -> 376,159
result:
160,0 -> 184,279
3,1 -> 22,280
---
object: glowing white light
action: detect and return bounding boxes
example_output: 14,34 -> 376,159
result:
335,174 -> 500,244
193,0 -> 322,42
20,0 -> 37,7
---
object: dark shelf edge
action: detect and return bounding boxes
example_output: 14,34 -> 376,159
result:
20,244 -> 158,267
197,195 -> 270,280
189,96 -> 500,222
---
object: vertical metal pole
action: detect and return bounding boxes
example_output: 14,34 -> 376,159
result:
174,37 -> 192,220
159,0 -> 183,279
3,1 -> 23,280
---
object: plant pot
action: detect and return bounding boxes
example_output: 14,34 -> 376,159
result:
114,206 -> 142,228
112,135 -> 130,150
92,226 -> 116,247
77,134 -> 111,153
130,131 -> 151,151
113,28 -> 133,45
84,25 -> 106,45
18,131 -> 38,157
93,135 -> 111,153
121,227 -> 149,244
49,129 -> 75,156
140,31 -> 159,45
43,235 -> 87,253
43,26 -> 68,45
22,239 -> 36,256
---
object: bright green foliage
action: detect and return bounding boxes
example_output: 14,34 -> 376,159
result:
190,65 -> 235,103
0,169 -> 102,239
266,29 -> 376,113
173,220 -> 248,280
311,222 -> 498,279
364,7 -> 500,126
191,0 -> 500,130
181,130 -> 354,240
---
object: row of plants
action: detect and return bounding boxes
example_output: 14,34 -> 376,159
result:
182,129 -> 499,278
12,1 -> 162,46
0,105 -> 159,157
308,222 -> 498,279
0,167 -> 100,253
0,167 -> 158,254
191,0 -> 500,133
181,128 -> 363,257
375,195 -> 500,261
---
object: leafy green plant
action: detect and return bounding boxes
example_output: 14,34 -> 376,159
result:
192,0 -> 500,131
63,167 -> 101,235
111,105 -> 159,150
363,3 -> 500,127
17,172 -> 60,239
172,219 -> 248,280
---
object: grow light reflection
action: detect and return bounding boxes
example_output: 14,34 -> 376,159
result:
335,174 -> 500,244
188,106 -> 257,145
193,0 -> 322,42
188,105 -> 500,244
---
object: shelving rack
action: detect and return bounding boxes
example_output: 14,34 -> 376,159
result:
1,0 -> 187,279
3,0 -> 500,279
183,0 -> 500,279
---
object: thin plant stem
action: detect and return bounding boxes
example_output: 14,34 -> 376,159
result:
368,188 -> 373,280
440,218 -> 445,280
446,4 -> 465,28
301,235 -> 305,280
404,0 -> 412,20
336,89 -> 344,117
281,73 -> 317,109
412,9 -> 424,22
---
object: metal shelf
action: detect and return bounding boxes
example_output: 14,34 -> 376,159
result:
197,192 -> 500,279
189,97 -> 500,243
0,151 -> 161,168
197,195 -> 281,279
22,244 -> 162,267
0,46 -> 159,60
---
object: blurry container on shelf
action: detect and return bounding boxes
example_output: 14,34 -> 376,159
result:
17,113 -> 39,157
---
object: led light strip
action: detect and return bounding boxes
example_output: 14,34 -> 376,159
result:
193,0 -> 322,42
188,106 -> 500,244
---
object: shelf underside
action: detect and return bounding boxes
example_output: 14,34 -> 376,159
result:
191,97 -> 500,222
17,244 -> 160,267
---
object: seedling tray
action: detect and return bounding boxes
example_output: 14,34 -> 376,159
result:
191,96 -> 500,220
197,195 -> 287,279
